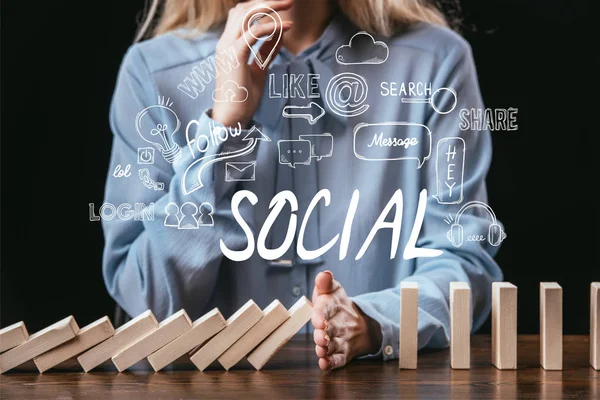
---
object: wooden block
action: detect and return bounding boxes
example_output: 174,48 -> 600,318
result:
0,316 -> 79,374
190,300 -> 263,371
77,310 -> 158,372
399,282 -> 419,369
218,300 -> 289,370
492,282 -> 518,370
540,282 -> 562,370
247,296 -> 313,371
0,322 -> 29,353
592,282 -> 600,370
33,316 -> 114,373
147,308 -> 226,372
450,282 -> 471,369
112,309 -> 192,371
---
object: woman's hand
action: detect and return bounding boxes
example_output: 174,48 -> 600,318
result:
212,0 -> 294,127
311,271 -> 383,371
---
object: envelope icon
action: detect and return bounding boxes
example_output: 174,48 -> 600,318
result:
225,161 -> 256,182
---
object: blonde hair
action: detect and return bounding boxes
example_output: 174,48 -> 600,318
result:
135,0 -> 447,42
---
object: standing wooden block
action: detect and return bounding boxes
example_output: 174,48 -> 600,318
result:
218,300 -> 289,370
34,316 -> 114,373
0,316 -> 79,374
399,282 -> 419,369
147,308 -> 226,372
592,282 -> 600,370
77,310 -> 158,372
0,322 -> 29,353
190,300 -> 263,371
112,309 -> 192,372
247,296 -> 313,371
450,282 -> 471,369
492,282 -> 518,370
540,282 -> 562,370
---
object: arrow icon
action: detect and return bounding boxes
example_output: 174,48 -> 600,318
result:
223,89 -> 237,102
282,102 -> 325,125
182,126 -> 270,195
212,80 -> 249,103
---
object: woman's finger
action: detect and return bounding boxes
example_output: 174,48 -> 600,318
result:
311,308 -> 327,330
325,336 -> 342,356
325,319 -> 341,339
313,328 -> 329,347
321,353 -> 348,371
315,344 -> 328,358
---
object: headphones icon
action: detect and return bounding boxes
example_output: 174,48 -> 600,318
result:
447,201 -> 507,248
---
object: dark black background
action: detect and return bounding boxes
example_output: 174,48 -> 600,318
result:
1,1 -> 596,334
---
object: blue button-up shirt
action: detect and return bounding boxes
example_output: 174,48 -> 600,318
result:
102,14 -> 502,361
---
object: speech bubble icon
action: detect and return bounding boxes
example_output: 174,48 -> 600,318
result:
434,137 -> 465,204
353,122 -> 432,168
298,133 -> 334,161
278,139 -> 312,168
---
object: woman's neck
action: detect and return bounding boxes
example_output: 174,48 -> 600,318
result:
279,0 -> 336,55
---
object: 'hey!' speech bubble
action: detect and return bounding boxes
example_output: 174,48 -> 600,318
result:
278,139 -> 312,168
434,137 -> 465,204
353,122 -> 432,168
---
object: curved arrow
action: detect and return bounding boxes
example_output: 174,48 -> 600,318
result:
181,126 -> 270,195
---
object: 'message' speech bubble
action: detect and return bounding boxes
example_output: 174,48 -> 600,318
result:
434,137 -> 465,204
278,139 -> 312,168
298,133 -> 334,161
353,122 -> 432,168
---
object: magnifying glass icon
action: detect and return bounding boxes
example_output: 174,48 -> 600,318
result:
401,87 -> 458,115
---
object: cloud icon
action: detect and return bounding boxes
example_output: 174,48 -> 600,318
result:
336,31 -> 389,65
212,80 -> 249,103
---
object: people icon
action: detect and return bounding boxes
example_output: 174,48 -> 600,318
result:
198,202 -> 215,227
164,202 -> 180,227
163,202 -> 215,229
179,202 -> 199,229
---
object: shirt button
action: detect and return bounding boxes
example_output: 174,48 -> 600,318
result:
292,285 -> 302,297
384,345 -> 393,356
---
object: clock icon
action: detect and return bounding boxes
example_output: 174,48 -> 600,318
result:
138,147 -> 155,165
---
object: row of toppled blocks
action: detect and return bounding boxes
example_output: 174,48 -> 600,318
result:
0,296 -> 313,374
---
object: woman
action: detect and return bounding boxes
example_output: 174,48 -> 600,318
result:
103,0 -> 502,371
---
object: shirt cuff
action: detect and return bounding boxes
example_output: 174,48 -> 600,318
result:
351,296 -> 396,361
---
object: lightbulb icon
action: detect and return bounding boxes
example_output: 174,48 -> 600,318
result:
135,98 -> 182,164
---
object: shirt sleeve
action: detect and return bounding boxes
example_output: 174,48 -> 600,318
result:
351,39 -> 504,361
102,45 -> 260,321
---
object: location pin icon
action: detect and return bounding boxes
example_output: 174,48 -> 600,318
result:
242,4 -> 283,70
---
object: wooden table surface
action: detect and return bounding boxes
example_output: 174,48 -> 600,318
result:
0,335 -> 597,399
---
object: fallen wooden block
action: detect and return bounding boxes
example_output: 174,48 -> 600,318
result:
77,310 -> 158,372
218,300 -> 289,370
247,296 -> 313,371
190,300 -> 263,371
147,308 -> 226,372
0,322 -> 29,353
0,316 -> 79,374
112,309 -> 192,372
450,282 -> 471,369
33,316 -> 114,373
492,282 -> 518,370
540,282 -> 562,370
592,282 -> 599,370
399,282 -> 419,369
